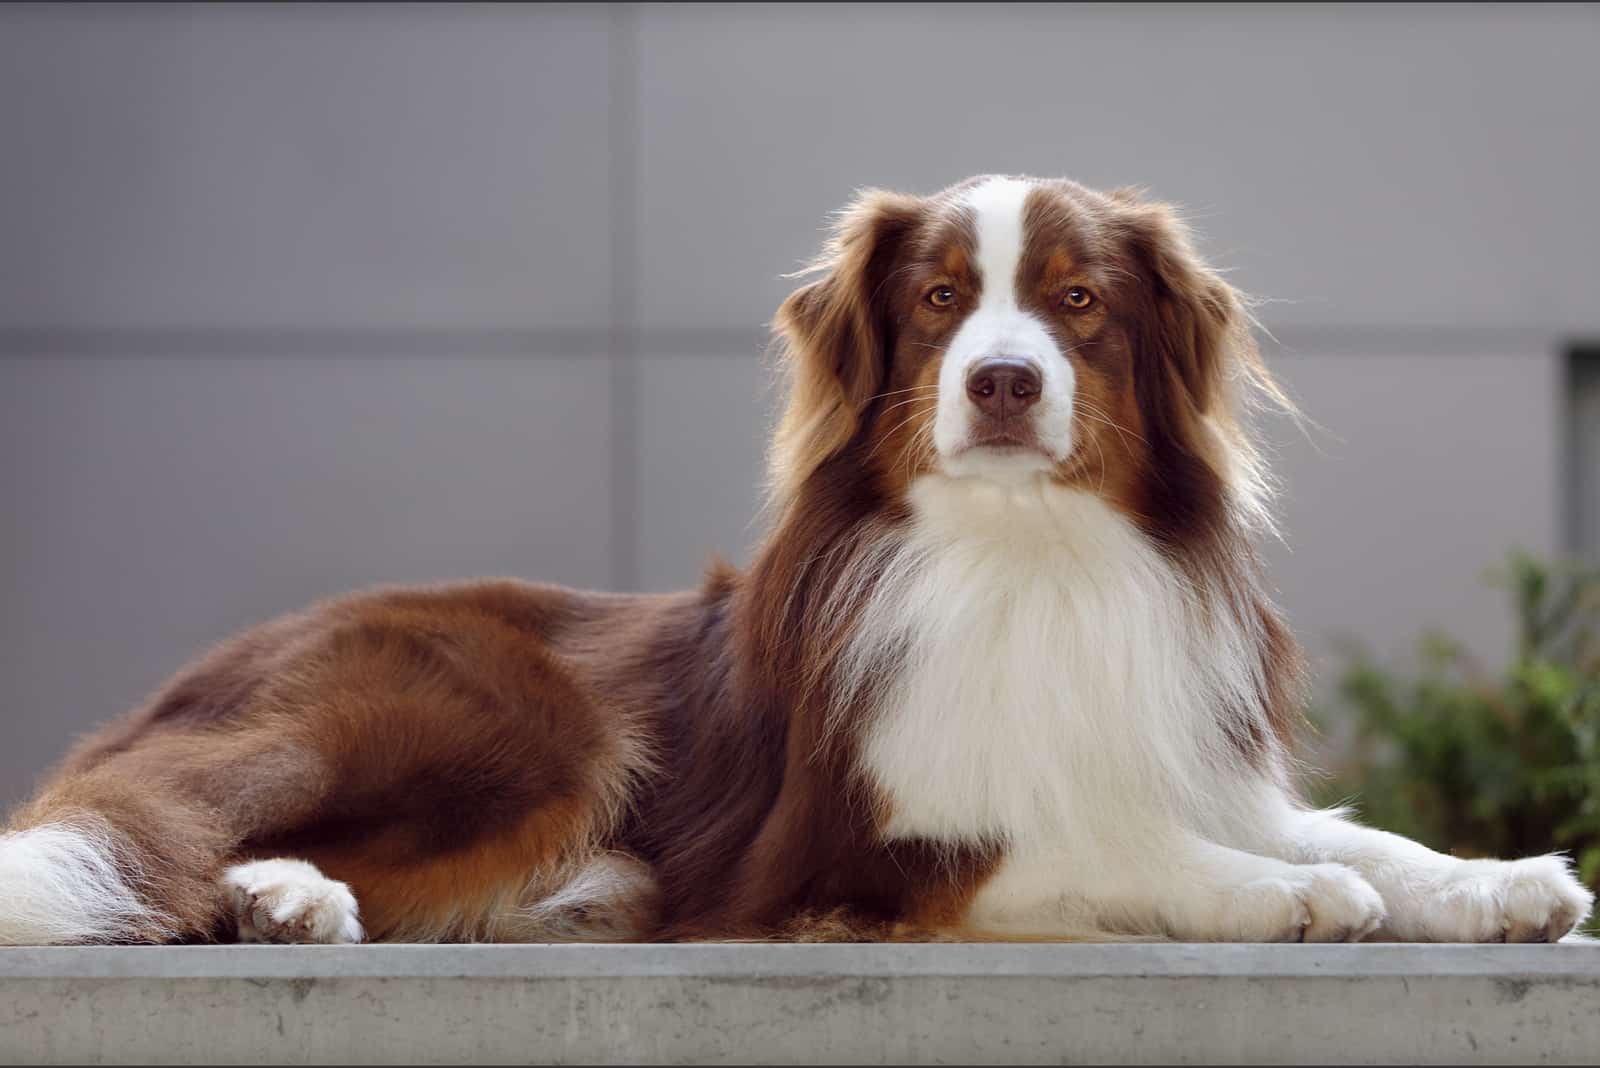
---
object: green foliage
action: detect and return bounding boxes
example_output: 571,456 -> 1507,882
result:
1313,550 -> 1600,929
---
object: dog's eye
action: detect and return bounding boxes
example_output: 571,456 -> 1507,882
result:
1062,286 -> 1094,310
926,285 -> 957,309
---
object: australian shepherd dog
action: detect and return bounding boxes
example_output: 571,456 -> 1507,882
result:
1,175 -> 1590,946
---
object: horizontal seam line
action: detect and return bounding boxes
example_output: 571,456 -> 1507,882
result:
0,325 -> 1586,358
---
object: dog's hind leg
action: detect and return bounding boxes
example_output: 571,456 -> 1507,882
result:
0,725 -> 334,946
220,857 -> 364,944
1,586 -> 650,946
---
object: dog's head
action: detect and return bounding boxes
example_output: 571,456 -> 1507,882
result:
770,175 -> 1282,541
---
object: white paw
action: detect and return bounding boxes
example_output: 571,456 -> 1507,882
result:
222,859 -> 364,944
1176,864 -> 1386,942
1405,856 -> 1594,943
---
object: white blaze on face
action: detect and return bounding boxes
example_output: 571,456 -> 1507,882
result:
933,177 -> 1075,481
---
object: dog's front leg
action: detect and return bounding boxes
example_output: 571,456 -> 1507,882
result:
1275,807 -> 1593,942
972,833 -> 1386,942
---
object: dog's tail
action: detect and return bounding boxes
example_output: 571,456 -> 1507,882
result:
0,817 -> 165,945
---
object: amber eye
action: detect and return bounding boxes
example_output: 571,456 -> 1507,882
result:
926,285 -> 957,308
1062,286 -> 1094,310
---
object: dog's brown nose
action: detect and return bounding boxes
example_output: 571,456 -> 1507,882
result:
965,358 -> 1042,418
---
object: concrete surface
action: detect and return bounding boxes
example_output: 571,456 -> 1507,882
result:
2,943 -> 1598,1065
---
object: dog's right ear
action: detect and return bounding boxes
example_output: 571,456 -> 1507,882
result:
768,189 -> 924,503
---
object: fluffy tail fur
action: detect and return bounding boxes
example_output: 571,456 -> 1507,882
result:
0,819 -> 165,945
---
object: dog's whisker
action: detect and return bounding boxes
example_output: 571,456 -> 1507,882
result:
869,384 -> 942,402
864,404 -> 939,462
1075,405 -> 1147,450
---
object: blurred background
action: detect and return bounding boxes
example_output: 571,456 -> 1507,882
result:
2,0 -> 1597,871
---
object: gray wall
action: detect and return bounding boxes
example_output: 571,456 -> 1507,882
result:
3,4 -> 1597,807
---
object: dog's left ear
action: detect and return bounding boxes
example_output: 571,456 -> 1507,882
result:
1119,196 -> 1290,535
769,189 -> 924,503
1120,201 -> 1242,424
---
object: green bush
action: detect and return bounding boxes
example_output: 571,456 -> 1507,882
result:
1312,550 -> 1600,930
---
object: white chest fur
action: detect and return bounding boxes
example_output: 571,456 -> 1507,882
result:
842,475 -> 1270,855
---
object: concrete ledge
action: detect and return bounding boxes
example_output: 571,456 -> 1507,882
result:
2,943 -> 1598,1064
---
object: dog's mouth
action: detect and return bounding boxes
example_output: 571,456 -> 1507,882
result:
958,428 -> 1052,458
943,430 -> 1059,482
967,434 -> 1036,451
